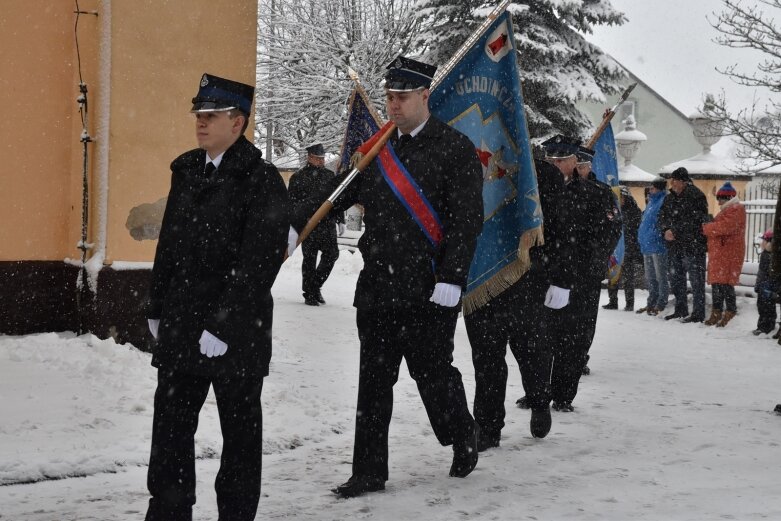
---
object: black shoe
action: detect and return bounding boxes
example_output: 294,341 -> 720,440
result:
602,302 -> 618,310
332,475 -> 385,498
515,395 -> 530,409
681,315 -> 704,324
530,407 -> 552,438
316,289 -> 326,304
773,330 -> 780,339
753,328 -> 772,336
303,292 -> 320,306
774,404 -> 781,414
551,401 -> 574,412
624,305 -> 634,312
581,365 -> 590,375
450,423 -> 479,478
664,312 -> 687,321
476,429 -> 500,452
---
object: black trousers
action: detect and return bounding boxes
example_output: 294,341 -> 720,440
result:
757,292 -> 777,333
464,275 -> 552,436
301,228 -> 339,297
711,283 -> 737,312
550,283 -> 601,404
352,304 -> 475,481
607,255 -> 641,307
146,369 -> 264,521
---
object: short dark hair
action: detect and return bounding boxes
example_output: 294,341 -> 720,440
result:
228,109 -> 250,134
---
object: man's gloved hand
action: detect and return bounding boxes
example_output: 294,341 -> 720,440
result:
199,330 -> 228,358
544,285 -> 570,309
337,222 -> 346,236
287,226 -> 299,257
148,319 -> 160,340
429,282 -> 462,307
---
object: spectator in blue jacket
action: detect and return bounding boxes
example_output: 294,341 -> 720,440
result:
636,177 -> 669,315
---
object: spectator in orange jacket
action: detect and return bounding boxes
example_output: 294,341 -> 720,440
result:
702,182 -> 746,327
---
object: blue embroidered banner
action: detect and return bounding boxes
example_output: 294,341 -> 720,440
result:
591,123 -> 624,284
428,10 -> 543,313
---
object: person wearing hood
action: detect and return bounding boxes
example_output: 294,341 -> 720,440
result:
702,182 -> 746,327
753,228 -> 776,335
636,177 -> 670,315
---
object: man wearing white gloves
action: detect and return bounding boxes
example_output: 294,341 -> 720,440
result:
465,158 -> 573,450
287,143 -> 344,306
542,138 -> 622,413
144,73 -> 289,521
290,56 -> 483,499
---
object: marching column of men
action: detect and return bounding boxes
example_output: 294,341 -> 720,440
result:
145,60 -> 627,516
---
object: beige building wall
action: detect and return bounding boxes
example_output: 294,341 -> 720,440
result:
1,0 -> 258,262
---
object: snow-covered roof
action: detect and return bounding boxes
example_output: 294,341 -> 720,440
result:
619,163 -> 657,183
660,150 -> 751,178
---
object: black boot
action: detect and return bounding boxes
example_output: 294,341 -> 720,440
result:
332,475 -> 385,498
515,395 -> 530,409
530,407 -> 552,438
450,423 -> 479,477
316,289 -> 326,304
602,301 -> 618,310
477,428 -> 500,452
303,293 -> 319,306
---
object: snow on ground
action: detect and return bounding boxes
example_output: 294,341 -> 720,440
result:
1,249 -> 780,520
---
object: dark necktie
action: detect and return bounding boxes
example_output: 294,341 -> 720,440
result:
397,134 -> 412,151
204,161 -> 217,180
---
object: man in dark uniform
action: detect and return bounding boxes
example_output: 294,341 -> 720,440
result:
604,186 -> 642,311
657,166 -> 708,322
290,55 -> 483,498
288,143 -> 344,305
144,73 -> 289,521
466,157 -> 573,450
544,139 -> 621,412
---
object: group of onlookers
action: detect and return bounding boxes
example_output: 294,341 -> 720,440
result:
604,167 -> 762,333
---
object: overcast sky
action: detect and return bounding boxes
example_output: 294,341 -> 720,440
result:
588,0 -> 776,116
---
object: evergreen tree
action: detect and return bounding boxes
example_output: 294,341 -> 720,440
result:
414,0 -> 627,139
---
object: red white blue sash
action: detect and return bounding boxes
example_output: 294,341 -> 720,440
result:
375,140 -> 443,247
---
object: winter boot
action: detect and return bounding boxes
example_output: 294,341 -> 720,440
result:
716,310 -> 736,327
602,300 -> 618,310
703,309 -> 723,326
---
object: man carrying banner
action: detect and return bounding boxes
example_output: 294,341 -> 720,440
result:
290,55 -> 483,498
467,157 -> 572,448
543,137 -> 621,413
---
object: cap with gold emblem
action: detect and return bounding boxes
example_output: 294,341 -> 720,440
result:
541,134 -> 582,159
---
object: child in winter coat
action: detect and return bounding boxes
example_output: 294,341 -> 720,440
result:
754,229 -> 776,335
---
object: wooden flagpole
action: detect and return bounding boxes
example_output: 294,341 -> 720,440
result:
584,82 -> 638,149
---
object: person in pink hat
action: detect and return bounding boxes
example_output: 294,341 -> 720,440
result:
702,181 -> 746,327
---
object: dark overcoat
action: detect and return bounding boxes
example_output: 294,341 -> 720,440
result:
657,182 -> 709,256
147,136 -> 289,378
293,116 -> 483,309
288,164 -> 343,242
564,174 -> 622,284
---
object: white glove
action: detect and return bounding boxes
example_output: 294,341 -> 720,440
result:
337,222 -> 346,236
199,330 -> 228,358
429,282 -> 462,307
148,319 -> 160,340
544,285 -> 570,309
287,226 -> 299,257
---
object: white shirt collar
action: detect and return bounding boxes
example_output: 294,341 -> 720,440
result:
397,117 -> 429,138
206,151 -> 225,170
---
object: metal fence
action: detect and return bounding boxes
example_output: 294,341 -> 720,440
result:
742,183 -> 777,263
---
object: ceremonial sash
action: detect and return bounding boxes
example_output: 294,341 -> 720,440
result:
375,141 -> 443,247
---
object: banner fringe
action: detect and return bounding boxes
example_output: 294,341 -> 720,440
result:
462,225 -> 544,316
